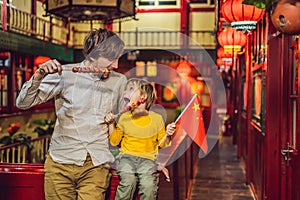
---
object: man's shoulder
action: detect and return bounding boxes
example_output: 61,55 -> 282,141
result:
109,71 -> 127,84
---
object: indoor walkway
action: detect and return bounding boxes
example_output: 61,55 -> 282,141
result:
190,136 -> 255,200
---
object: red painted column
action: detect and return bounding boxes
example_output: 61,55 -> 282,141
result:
180,0 -> 190,48
2,0 -> 7,32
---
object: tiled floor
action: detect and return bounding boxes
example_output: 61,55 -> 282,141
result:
190,136 -> 255,200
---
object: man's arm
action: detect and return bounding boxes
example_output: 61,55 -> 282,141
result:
16,59 -> 63,109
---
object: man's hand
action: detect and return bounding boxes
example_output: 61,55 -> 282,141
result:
34,59 -> 62,81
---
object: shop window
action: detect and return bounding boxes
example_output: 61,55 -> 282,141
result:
190,0 -> 215,5
0,52 -> 10,112
0,52 -> 54,114
137,0 -> 179,7
0,69 -> 8,111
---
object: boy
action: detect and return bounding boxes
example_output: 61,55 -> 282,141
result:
105,78 -> 176,200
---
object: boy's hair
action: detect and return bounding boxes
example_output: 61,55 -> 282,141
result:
83,28 -> 125,62
127,78 -> 157,111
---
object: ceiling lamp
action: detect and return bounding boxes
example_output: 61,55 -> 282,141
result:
221,0 -> 265,31
217,27 -> 247,54
46,0 -> 135,22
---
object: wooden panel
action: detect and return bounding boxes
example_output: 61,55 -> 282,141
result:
249,123 -> 265,200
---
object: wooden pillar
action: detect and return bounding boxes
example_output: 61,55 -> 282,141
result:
2,0 -> 7,32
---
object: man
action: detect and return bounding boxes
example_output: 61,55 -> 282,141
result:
16,28 -> 127,200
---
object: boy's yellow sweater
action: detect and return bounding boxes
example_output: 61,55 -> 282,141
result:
109,111 -> 170,161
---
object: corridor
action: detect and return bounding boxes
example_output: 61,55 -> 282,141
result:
190,136 -> 255,200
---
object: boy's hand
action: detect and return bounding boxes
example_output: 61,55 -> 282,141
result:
105,112 -> 116,124
166,122 -> 176,137
157,164 -> 170,182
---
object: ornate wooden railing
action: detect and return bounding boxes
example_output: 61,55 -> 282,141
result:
0,5 -> 216,49
0,135 -> 51,163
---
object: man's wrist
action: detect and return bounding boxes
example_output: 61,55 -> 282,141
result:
34,68 -> 46,81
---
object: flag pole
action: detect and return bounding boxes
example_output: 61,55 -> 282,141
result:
175,94 -> 198,124
158,94 -> 198,147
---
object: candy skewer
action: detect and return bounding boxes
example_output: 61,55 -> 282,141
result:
117,97 -> 147,115
61,65 -> 110,74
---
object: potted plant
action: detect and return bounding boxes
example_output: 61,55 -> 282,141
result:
32,119 -> 55,137
0,123 -> 33,150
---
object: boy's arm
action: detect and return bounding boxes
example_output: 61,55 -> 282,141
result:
158,122 -> 176,147
105,113 -> 123,146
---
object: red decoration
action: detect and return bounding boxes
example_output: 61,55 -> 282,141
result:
271,0 -> 300,35
218,27 -> 247,53
34,56 -> 51,66
176,60 -> 192,76
192,81 -> 205,94
217,47 -> 232,58
217,58 -> 224,66
221,0 -> 265,31
0,52 -> 10,60
176,95 -> 208,153
216,58 -> 233,67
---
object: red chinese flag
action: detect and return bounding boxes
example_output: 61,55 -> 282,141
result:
176,94 -> 208,153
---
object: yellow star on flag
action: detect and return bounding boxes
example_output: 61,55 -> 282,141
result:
192,103 -> 200,111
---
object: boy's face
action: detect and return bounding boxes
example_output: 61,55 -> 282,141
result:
123,82 -> 140,107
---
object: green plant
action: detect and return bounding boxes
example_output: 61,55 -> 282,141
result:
242,0 -> 279,11
0,123 -> 33,149
32,119 -> 55,136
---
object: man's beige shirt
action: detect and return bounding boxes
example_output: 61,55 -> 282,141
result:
16,62 -> 127,166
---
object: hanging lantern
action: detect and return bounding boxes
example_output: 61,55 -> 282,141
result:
271,0 -> 300,35
0,52 -> 10,60
46,0 -> 135,22
221,0 -> 265,31
217,58 -> 225,66
217,58 -> 233,67
192,81 -> 205,94
176,60 -> 192,76
34,56 -> 51,66
217,47 -> 232,58
218,27 -> 247,53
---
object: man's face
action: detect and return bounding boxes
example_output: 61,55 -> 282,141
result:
96,57 -> 119,70
123,82 -> 140,107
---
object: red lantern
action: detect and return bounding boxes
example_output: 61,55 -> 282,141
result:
221,0 -> 265,31
192,81 -> 205,94
271,0 -> 300,35
217,47 -> 232,58
34,56 -> 51,66
0,52 -> 10,60
216,58 -> 233,67
218,27 -> 247,53
176,60 -> 192,76
217,58 -> 225,66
